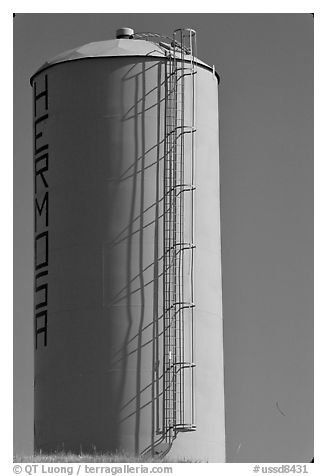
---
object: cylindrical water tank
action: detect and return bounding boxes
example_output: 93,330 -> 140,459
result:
31,29 -> 225,462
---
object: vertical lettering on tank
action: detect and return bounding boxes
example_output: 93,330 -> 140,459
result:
33,74 -> 49,349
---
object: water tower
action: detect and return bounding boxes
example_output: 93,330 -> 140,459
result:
31,27 -> 225,462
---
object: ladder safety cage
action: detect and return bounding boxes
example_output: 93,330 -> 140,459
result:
161,28 -> 197,443
135,27 -> 198,446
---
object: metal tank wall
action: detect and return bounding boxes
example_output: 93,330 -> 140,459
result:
168,61 -> 225,463
32,43 -> 224,462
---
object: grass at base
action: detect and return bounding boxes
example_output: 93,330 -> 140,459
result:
14,452 -> 205,463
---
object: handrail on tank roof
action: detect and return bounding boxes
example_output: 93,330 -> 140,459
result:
134,30 -> 193,55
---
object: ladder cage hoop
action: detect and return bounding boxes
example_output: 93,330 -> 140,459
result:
134,31 -> 194,55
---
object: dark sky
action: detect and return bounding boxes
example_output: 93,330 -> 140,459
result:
13,13 -> 313,462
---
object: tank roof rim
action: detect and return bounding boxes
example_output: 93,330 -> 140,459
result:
30,54 -> 220,86
30,38 -> 221,84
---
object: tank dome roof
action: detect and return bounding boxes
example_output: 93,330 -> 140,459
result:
31,38 -> 216,83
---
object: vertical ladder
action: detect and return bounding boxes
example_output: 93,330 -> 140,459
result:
162,28 -> 197,444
